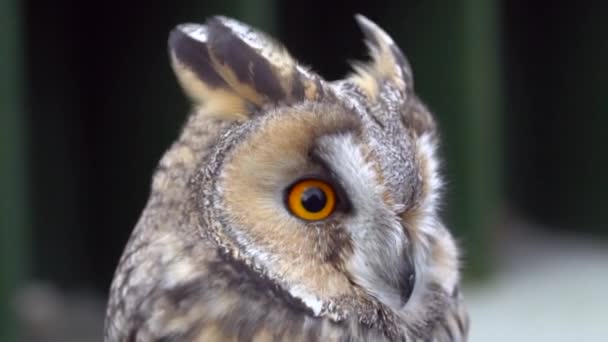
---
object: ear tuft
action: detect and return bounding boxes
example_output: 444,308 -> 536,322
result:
349,15 -> 413,101
169,16 -> 326,121
205,16 -> 290,105
169,24 -> 250,120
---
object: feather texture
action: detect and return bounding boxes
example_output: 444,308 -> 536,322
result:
105,15 -> 468,342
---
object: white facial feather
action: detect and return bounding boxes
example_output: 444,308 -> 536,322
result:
316,133 -> 410,311
414,133 -> 460,294
316,129 -> 459,328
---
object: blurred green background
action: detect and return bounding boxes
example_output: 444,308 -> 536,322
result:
1,0 -> 607,341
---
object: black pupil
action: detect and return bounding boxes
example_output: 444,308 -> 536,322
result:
301,187 -> 327,213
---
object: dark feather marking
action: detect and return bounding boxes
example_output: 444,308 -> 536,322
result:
127,328 -> 136,342
441,318 -> 454,341
368,104 -> 386,128
401,271 -> 416,304
304,319 -> 322,342
456,313 -> 468,337
157,333 -> 181,342
125,311 -> 145,342
291,69 -> 306,101
207,18 -> 286,102
164,279 -> 205,309
212,251 -> 314,316
168,28 -> 226,88
314,76 -> 325,100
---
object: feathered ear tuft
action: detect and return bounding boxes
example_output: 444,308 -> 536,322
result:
349,15 -> 413,101
169,24 -> 249,120
169,16 -> 325,121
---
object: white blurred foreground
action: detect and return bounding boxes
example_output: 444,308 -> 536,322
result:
465,223 -> 608,341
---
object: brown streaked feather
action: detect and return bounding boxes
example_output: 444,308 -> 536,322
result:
170,16 -> 327,122
206,17 -> 287,105
169,25 -> 251,120
206,17 -> 327,105
118,247 -> 408,341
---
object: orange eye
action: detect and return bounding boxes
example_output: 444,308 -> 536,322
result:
287,179 -> 336,221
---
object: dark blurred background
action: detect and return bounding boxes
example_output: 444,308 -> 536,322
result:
1,0 -> 607,341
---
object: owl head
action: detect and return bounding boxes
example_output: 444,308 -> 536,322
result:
167,13 -> 460,326
106,15 -> 464,340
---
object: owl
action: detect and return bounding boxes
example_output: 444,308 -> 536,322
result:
104,15 -> 468,341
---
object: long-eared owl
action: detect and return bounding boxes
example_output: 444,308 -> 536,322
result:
105,14 -> 469,341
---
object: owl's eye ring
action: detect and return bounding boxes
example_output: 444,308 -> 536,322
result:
286,179 -> 336,221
